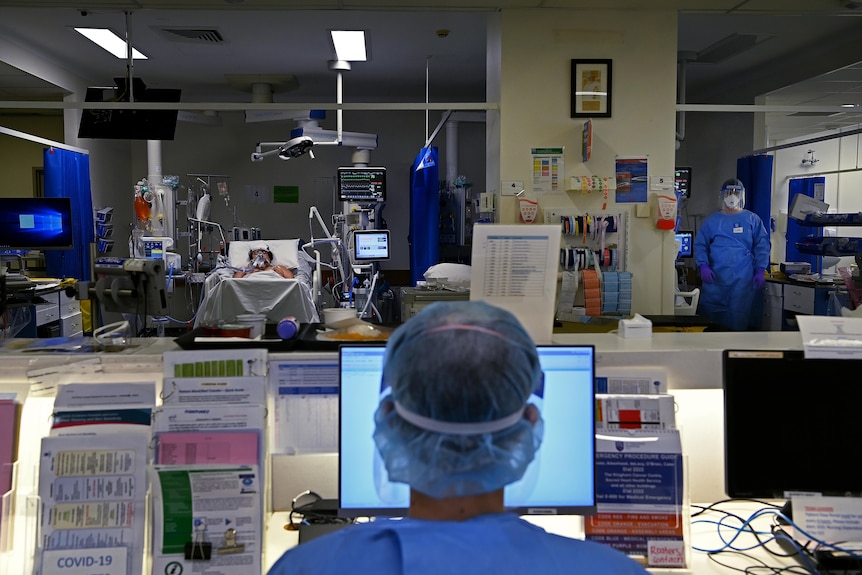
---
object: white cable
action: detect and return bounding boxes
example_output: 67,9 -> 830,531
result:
93,320 -> 130,348
359,271 -> 379,319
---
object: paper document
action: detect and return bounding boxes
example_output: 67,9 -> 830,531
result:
797,315 -> 862,359
269,355 -> 339,454
35,434 -> 149,575
470,224 -> 561,344
151,466 -> 262,575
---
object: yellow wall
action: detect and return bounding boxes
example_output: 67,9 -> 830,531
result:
0,113 -> 64,197
499,9 -> 679,314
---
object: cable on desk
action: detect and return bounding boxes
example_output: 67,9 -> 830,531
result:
693,499 -> 862,575
706,549 -> 815,575
286,490 -> 353,531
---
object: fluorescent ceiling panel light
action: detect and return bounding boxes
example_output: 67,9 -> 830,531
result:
331,30 -> 366,62
74,28 -> 147,59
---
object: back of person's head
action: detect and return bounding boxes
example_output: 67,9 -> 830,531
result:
373,300 -> 543,499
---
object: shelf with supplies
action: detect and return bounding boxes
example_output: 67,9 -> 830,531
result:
544,209 -> 629,273
543,210 -> 631,319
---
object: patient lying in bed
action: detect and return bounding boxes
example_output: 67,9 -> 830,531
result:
233,243 -> 295,279
193,238 -> 320,327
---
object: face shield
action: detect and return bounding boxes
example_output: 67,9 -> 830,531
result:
720,181 -> 745,210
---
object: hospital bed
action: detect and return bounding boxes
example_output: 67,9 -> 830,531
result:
193,239 -> 320,327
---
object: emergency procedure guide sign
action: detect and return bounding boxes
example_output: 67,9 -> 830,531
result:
585,429 -> 686,567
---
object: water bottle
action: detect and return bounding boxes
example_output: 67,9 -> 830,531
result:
277,316 -> 299,339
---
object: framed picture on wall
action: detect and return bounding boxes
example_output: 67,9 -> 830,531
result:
571,59 -> 612,118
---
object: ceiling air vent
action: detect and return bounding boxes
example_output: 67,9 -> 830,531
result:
159,28 -> 226,44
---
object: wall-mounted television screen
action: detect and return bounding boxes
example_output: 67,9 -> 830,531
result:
337,167 -> 386,203
78,77 -> 181,141
0,197 -> 74,250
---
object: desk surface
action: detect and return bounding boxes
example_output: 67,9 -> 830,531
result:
264,502 -> 806,575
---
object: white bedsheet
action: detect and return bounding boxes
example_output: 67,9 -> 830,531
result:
194,274 -> 319,326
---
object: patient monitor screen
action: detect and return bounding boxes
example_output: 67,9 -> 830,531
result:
338,344 -> 596,517
337,167 -> 386,203
352,230 -> 390,262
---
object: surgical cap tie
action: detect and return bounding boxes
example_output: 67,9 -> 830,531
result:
393,400 -> 526,435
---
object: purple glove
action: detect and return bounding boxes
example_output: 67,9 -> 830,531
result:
699,264 -> 715,284
753,267 -> 766,290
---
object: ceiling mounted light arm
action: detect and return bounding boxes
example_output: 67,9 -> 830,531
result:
250,136 -> 315,162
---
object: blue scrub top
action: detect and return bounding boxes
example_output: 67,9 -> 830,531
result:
694,209 -> 770,330
267,513 -> 650,575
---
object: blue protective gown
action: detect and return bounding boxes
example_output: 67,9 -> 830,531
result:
267,513 -> 650,575
694,209 -> 770,330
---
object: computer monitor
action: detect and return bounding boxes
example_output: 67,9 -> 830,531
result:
352,230 -> 390,262
337,167 -> 386,203
723,350 -> 862,500
675,230 -> 693,260
0,197 -> 74,250
338,344 -> 596,517
674,167 -> 692,199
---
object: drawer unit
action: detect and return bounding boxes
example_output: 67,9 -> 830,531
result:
61,312 -> 83,337
783,284 -> 815,315
35,303 -> 60,326
59,290 -> 80,317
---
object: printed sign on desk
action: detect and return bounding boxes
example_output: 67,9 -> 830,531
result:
585,429 -> 686,567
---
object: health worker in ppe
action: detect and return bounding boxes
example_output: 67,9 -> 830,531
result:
266,301 -> 649,575
694,179 -> 770,330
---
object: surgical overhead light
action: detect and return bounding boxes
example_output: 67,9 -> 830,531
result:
278,136 -> 315,160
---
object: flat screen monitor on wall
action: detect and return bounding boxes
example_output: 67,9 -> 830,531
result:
337,167 -> 386,203
675,230 -> 693,259
78,77 -> 181,140
723,350 -> 862,500
338,344 -> 597,517
674,167 -> 692,199
0,197 -> 74,250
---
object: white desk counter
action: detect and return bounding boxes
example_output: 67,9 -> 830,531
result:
0,331 -> 811,574
552,331 -> 803,389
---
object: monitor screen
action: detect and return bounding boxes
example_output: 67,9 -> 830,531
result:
674,167 -> 692,199
337,167 -> 386,203
338,344 -> 596,517
0,197 -> 74,250
78,77 -> 181,141
675,230 -> 693,259
352,230 -> 390,262
723,350 -> 862,499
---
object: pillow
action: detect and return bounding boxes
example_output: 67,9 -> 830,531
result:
228,239 -> 300,270
423,263 -> 471,288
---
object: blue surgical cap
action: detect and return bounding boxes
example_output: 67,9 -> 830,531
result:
373,300 -> 544,499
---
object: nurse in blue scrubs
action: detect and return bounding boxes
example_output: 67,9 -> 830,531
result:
695,179 -> 771,330
267,301 -> 650,575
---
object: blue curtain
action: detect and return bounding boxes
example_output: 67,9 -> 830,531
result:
43,148 -> 94,281
408,146 -> 440,286
736,154 -> 774,233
